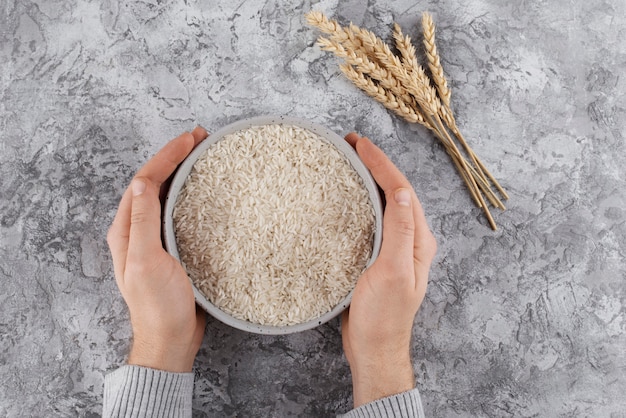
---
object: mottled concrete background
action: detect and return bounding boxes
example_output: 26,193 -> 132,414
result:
1,0 -> 625,416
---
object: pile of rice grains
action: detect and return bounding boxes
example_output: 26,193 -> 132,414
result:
174,124 -> 375,326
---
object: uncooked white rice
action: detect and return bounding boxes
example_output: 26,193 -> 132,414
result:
173,124 -> 375,326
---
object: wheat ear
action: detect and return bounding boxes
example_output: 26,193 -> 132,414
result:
305,12 -> 368,60
393,23 -> 432,91
421,13 -> 496,189
306,11 -> 507,229
309,15 -> 431,128
422,13 -> 451,108
392,23 -> 440,121
340,64 -> 429,127
349,21 -> 490,217
352,25 -> 440,116
316,37 -> 417,109
422,12 -> 492,188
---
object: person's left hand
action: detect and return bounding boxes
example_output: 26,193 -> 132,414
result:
107,126 -> 208,373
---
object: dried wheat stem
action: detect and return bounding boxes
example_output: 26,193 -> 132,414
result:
422,13 -> 451,108
424,112 -> 483,208
470,167 -> 506,209
433,132 -> 497,208
441,142 -> 483,207
440,106 -> 503,200
436,90 -> 490,187
433,113 -> 497,229
435,116 -> 504,209
476,157 -> 509,201
452,128 -> 509,200
429,114 -> 476,193
467,163 -> 506,209
426,122 -> 482,206
451,128 -> 490,189
450,129 -> 490,187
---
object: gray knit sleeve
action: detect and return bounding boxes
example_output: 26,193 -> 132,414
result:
337,388 -> 425,418
103,365 -> 194,418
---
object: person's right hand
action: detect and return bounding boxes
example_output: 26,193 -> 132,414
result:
107,127 -> 208,373
342,133 -> 437,408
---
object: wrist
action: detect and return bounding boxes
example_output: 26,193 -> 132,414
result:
127,337 -> 197,373
349,351 -> 415,408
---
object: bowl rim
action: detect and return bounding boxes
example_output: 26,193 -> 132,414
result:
163,115 -> 383,334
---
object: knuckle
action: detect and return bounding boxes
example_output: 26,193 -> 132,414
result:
130,210 -> 149,225
378,259 -> 414,286
126,257 -> 171,282
394,218 -> 415,236
125,261 -> 153,279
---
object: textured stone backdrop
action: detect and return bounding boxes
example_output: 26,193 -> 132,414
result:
1,0 -> 625,416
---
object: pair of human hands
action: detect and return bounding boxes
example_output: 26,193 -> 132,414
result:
107,127 -> 436,407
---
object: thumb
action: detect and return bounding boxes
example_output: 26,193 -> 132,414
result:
127,177 -> 164,262
377,188 -> 415,275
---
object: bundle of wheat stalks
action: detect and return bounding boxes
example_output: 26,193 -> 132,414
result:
305,11 -> 508,230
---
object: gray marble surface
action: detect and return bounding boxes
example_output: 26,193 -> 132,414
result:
1,0 -> 625,416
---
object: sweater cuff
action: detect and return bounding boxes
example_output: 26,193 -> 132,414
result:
103,365 -> 194,418
338,388 -> 425,418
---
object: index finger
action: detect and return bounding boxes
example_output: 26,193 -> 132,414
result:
136,126 -> 208,186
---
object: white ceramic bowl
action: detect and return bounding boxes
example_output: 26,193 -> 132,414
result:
163,115 -> 383,334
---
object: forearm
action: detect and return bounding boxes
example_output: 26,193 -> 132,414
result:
127,334 -> 197,373
349,351 -> 415,408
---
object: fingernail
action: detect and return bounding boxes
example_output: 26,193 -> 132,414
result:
195,125 -> 208,136
132,179 -> 146,196
394,188 -> 411,207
